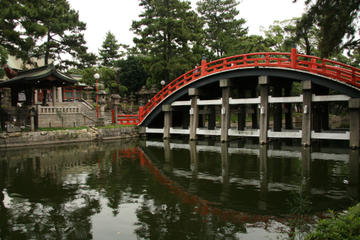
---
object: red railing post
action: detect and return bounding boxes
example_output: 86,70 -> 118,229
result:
112,109 -> 115,124
138,106 -> 144,122
201,58 -> 207,77
291,48 -> 297,69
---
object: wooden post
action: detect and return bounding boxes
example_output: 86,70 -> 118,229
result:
208,105 -> 216,130
237,89 -> 246,131
220,79 -> 231,142
273,84 -> 282,131
259,76 -> 269,144
163,104 -> 172,139
302,80 -> 312,147
52,86 -> 57,106
238,105 -> 246,130
189,88 -> 199,141
349,98 -> 360,149
251,88 -> 258,129
57,87 -> 63,103
284,82 -> 293,129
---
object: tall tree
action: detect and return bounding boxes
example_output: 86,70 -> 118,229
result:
0,0 -> 89,69
115,55 -> 148,94
0,46 -> 8,78
294,0 -> 360,58
99,31 -> 121,67
196,0 -> 248,58
264,19 -> 320,55
131,0 -> 205,85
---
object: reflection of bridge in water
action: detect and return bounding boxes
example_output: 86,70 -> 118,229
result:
131,140 -> 360,230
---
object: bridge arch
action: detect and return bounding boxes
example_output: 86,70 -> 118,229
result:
140,67 -> 360,127
118,49 -> 360,147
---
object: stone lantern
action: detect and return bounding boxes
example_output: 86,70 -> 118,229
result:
97,82 -> 107,117
111,94 -> 121,123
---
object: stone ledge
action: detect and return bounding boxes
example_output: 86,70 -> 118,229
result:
0,127 -> 139,148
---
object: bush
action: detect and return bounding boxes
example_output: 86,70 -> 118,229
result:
306,203 -> 360,240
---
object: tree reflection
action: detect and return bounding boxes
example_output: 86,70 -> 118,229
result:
0,144 -> 101,240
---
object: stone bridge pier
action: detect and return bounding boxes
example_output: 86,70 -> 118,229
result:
145,76 -> 360,148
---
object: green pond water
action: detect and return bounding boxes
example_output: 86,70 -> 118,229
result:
0,139 -> 359,240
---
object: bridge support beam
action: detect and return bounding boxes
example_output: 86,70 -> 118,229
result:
349,98 -> 360,148
259,76 -> 269,144
302,80 -> 312,147
220,79 -> 231,142
189,88 -> 199,141
162,105 -> 172,139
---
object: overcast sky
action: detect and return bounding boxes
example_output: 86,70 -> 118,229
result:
68,0 -> 306,54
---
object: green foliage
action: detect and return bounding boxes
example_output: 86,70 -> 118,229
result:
115,55 -> 148,94
294,0 -> 360,58
99,31 -> 122,67
0,0 -> 89,69
306,203 -> 360,240
196,0 -> 248,58
132,0 -> 205,84
0,45 -> 8,78
232,35 -> 273,54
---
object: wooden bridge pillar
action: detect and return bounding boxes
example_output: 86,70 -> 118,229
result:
237,89 -> 246,130
220,79 -> 231,142
251,88 -> 258,129
208,106 -> 216,130
302,80 -> 312,147
273,84 -> 282,131
189,88 -> 199,141
284,82 -> 293,129
162,104 -> 172,139
259,76 -> 269,144
349,98 -> 360,149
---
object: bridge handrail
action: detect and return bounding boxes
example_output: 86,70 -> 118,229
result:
138,49 -> 360,124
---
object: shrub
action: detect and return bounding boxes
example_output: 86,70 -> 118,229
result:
306,203 -> 360,240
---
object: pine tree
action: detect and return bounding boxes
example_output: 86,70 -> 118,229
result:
0,0 -> 89,69
294,0 -> 360,58
196,0 -> 248,58
132,0 -> 205,85
99,31 -> 121,67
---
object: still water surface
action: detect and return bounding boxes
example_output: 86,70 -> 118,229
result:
0,139 -> 359,239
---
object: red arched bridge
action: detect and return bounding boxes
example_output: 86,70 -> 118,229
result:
116,49 -> 360,148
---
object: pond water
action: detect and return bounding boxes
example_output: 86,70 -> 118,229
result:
0,139 -> 359,240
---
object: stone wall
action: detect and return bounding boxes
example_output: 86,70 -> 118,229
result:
0,126 -> 139,148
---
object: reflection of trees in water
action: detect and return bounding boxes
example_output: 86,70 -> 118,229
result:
0,143 -> 104,240
86,148 -> 147,216
134,184 -> 246,240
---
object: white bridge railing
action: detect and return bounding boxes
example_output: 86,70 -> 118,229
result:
37,106 -> 80,114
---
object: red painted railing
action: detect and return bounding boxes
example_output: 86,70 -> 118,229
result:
118,49 -> 360,125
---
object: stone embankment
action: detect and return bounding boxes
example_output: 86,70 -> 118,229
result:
0,127 -> 139,148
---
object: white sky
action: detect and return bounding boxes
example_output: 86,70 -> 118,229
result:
68,0 -> 306,54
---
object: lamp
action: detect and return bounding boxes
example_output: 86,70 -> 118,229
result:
94,73 -> 100,118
